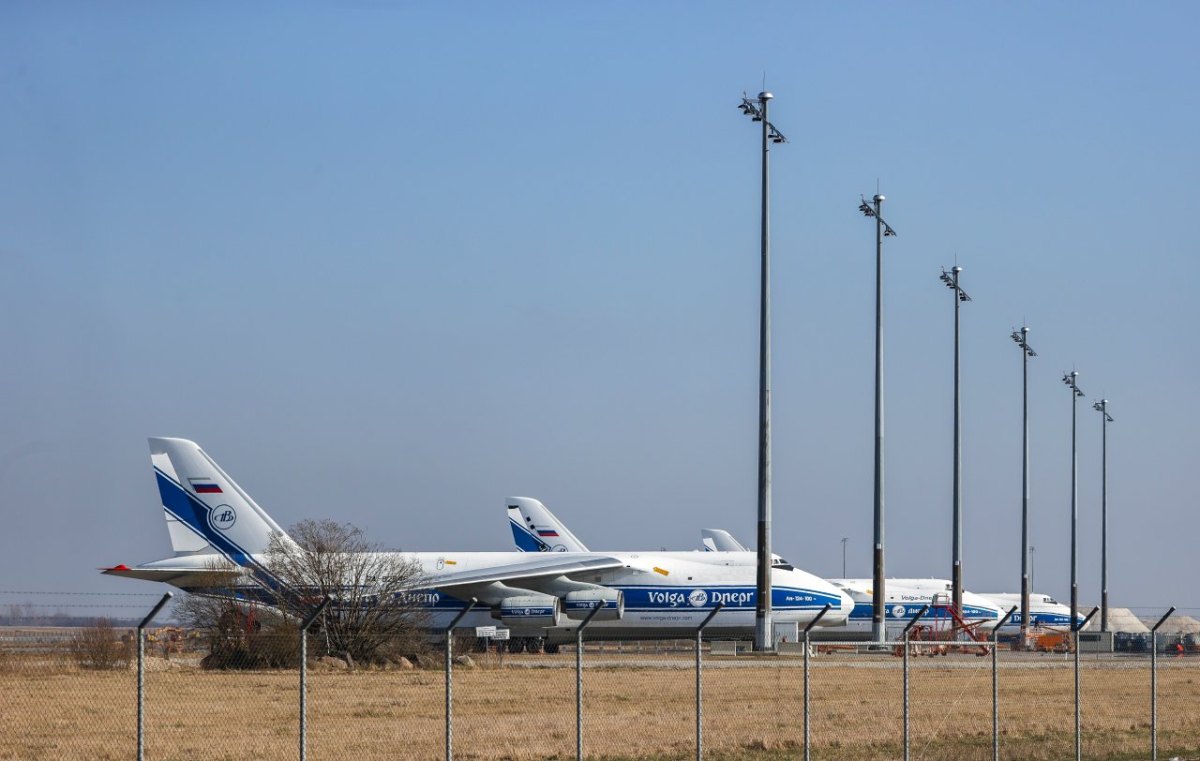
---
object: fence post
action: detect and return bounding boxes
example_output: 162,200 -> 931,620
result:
444,599 -> 477,761
901,605 -> 928,761
299,597 -> 330,761
992,606 -> 1017,761
1073,606 -> 1099,761
694,604 -> 724,761
1150,607 -> 1175,761
575,604 -> 603,761
801,604 -> 832,761
137,592 -> 172,761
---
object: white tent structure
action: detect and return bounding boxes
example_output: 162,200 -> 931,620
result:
1082,607 -> 1150,633
1138,614 -> 1200,635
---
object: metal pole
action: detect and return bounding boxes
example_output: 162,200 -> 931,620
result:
138,624 -> 144,760
1101,409 -> 1107,632
1151,629 -> 1158,761
872,193 -> 887,644
1095,400 -> 1111,633
136,592 -> 172,761
444,599 -> 477,761
754,90 -> 774,653
300,621 -> 307,761
1073,606 -> 1099,761
1150,607 -> 1175,761
903,627 -> 909,761
1070,375 -> 1081,629
298,597 -> 330,761
576,604 -> 603,761
951,266 -> 964,616
804,628 -> 811,761
695,604 -> 724,761
902,606 -> 928,761
1017,327 -> 1033,644
1074,623 -> 1080,761
841,537 -> 848,579
993,607 -> 1016,761
802,604 -> 831,761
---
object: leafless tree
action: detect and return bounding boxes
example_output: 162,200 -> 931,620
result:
263,520 -> 429,665
176,522 -> 429,667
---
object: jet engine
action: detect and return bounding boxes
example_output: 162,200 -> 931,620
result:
563,588 -> 624,621
498,595 -> 561,627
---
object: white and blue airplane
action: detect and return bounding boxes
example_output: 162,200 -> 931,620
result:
697,527 -> 1083,631
829,578 -> 1006,637
509,499 -> 1007,639
976,592 -> 1079,630
105,438 -> 853,648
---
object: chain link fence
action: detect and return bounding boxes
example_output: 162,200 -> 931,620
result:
4,595 -> 1200,760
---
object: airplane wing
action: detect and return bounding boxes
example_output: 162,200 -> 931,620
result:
428,555 -> 629,591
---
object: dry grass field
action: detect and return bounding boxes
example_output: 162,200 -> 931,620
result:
2,651 -> 1199,760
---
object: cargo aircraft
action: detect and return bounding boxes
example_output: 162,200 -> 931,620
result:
105,438 -> 852,649
975,592 -> 1079,630
508,498 -> 1011,640
693,528 -> 1085,630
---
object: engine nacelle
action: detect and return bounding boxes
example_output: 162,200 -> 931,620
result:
498,595 -> 560,627
564,588 -> 624,621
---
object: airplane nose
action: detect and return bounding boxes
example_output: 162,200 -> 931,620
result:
838,589 -> 855,621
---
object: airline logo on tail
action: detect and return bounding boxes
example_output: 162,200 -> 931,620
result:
209,505 -> 237,531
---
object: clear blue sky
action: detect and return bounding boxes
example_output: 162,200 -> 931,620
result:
1,2 -> 1197,618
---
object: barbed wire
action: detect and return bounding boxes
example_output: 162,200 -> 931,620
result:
0,603 -> 166,609
0,590 -> 164,597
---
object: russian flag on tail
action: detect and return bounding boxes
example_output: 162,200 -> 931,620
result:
537,529 -> 559,537
189,479 -> 223,494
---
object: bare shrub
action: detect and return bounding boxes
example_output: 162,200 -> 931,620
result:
68,619 -> 131,670
176,561 -> 299,670
180,596 -> 298,670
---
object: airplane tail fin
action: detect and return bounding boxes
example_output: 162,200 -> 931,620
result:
506,497 -> 589,553
701,528 -> 748,552
149,437 -> 293,565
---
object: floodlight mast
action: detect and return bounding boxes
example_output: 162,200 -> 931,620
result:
1063,371 -> 1085,629
940,267 -> 970,616
1093,399 -> 1113,632
1011,327 -> 1036,643
860,194 -> 895,643
739,91 -> 786,652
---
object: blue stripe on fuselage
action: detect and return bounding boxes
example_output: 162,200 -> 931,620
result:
384,585 -> 841,614
1002,612 -> 1074,627
619,585 -> 841,612
849,602 -> 998,620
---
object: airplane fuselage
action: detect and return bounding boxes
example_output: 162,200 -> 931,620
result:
114,549 -> 852,643
829,578 -> 1004,640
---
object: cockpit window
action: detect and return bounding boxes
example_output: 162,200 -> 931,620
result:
770,558 -> 794,571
